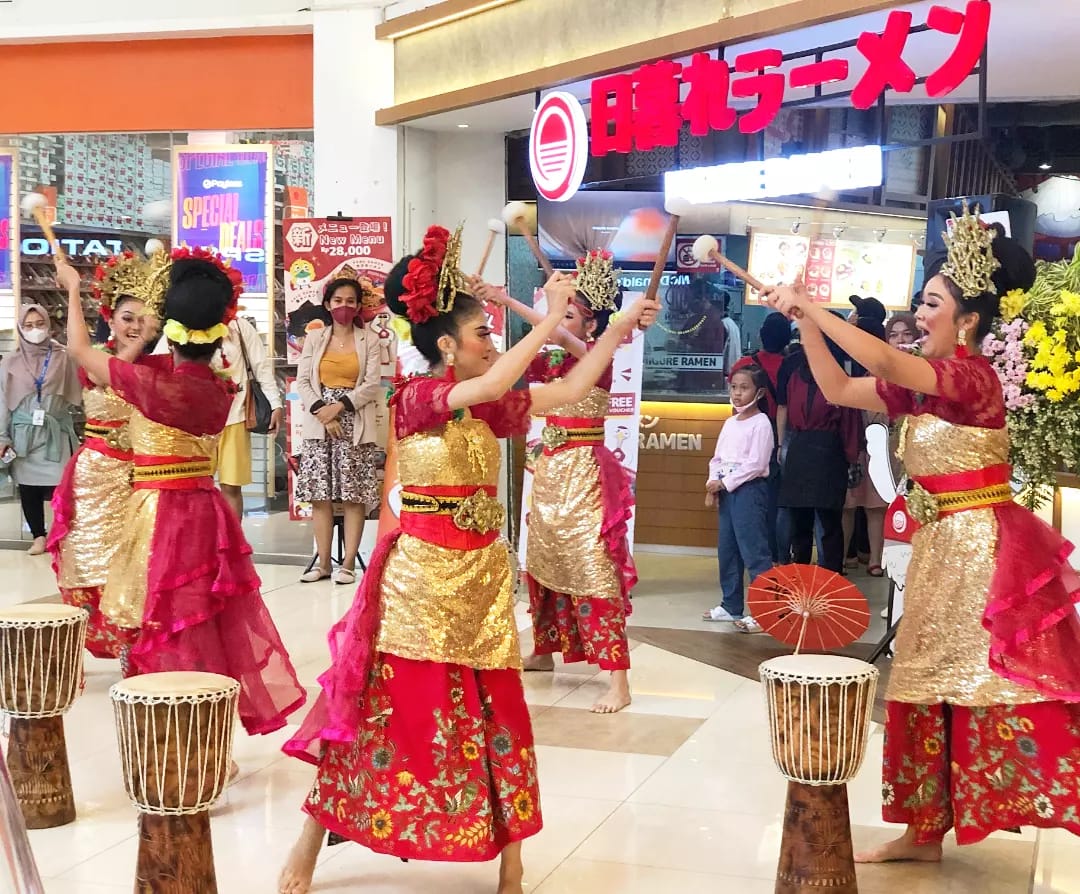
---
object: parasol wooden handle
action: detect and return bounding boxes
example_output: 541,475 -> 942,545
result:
707,249 -> 803,320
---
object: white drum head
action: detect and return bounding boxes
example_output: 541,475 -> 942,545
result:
111,671 -> 238,699
760,654 -> 877,683
0,604 -> 85,624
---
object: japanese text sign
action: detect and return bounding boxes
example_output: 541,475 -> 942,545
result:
590,1 -> 990,153
173,146 -> 274,295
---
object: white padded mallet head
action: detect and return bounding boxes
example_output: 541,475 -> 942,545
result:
144,238 -> 166,257
21,192 -> 47,216
692,234 -> 720,263
665,196 -> 693,217
501,201 -> 529,226
487,218 -> 507,234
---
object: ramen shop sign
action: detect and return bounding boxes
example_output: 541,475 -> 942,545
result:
530,1 -> 990,201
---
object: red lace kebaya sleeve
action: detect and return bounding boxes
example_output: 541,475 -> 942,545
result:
525,354 -> 551,385
392,376 -> 457,439
875,376 -> 915,420
927,355 -> 1006,428
108,357 -> 231,435
471,388 -> 534,438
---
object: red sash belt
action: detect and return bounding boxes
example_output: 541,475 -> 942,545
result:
399,484 -> 502,551
84,418 -> 132,461
907,463 -> 1013,524
541,415 -> 606,456
132,454 -> 216,492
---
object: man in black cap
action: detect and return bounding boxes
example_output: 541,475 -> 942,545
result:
849,295 -> 886,327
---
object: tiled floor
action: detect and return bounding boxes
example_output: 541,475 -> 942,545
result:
0,547 -> 1075,892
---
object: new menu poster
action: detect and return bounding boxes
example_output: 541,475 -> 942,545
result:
283,218 -> 397,522
0,150 -> 16,295
745,230 -> 915,309
172,146 -> 274,295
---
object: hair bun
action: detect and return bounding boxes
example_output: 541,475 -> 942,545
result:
170,257 -> 229,288
383,252 -> 416,319
991,235 -> 1036,295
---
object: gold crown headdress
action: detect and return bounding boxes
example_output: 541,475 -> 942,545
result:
941,201 -> 1000,299
574,249 -> 621,312
93,249 -> 171,320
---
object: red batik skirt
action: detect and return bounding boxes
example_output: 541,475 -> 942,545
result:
61,586 -> 137,659
528,580 -> 630,671
303,653 -> 543,862
882,699 -> 1080,845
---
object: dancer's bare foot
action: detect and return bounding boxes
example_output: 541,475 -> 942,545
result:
279,816 -> 324,894
497,842 -> 524,894
522,653 -> 554,672
591,670 -> 631,714
855,826 -> 943,863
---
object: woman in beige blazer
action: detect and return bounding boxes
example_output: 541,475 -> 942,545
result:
295,278 -> 382,585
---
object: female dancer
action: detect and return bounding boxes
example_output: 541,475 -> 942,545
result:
474,250 -> 638,714
49,250 -> 168,658
765,206 -> 1080,860
56,248 -> 306,735
278,226 -> 658,894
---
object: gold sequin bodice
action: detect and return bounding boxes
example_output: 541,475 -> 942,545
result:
84,386 -> 133,427
544,384 -> 610,420
376,415 -> 520,670
396,417 -> 500,488
128,411 -> 220,461
889,414 -> 1045,706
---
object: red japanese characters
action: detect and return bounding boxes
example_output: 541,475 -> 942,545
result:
588,0 -> 990,155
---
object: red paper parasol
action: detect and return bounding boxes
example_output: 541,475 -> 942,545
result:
747,564 -> 870,653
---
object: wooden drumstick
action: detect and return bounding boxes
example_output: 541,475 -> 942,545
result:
646,197 -> 689,303
691,234 -> 804,319
475,219 -> 506,278
21,192 -> 65,261
502,201 -> 554,279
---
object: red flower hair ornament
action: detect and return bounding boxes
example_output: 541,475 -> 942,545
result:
401,226 -> 450,324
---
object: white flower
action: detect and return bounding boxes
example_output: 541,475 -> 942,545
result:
882,783 -> 895,807
1034,794 -> 1054,819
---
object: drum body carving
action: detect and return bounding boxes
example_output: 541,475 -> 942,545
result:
760,655 -> 878,894
0,605 -> 87,829
111,672 -> 239,894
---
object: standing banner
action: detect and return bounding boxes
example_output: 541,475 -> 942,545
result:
282,218 -> 396,521
172,146 -> 275,324
0,149 -> 17,300
517,289 -> 645,570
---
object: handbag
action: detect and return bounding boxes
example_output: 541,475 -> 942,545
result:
235,323 -> 274,434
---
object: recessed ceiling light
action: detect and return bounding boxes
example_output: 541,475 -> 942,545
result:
457,123 -> 470,129
1039,162 -> 1053,171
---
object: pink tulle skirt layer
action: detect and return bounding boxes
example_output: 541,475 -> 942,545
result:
126,484 -> 307,735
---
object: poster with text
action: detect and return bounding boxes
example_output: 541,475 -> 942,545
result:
0,150 -> 16,295
283,218 -> 398,521
282,218 -> 395,366
173,146 -> 274,296
517,289 -> 645,572
745,230 -> 915,309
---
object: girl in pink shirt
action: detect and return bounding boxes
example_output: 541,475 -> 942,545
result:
703,366 -> 775,632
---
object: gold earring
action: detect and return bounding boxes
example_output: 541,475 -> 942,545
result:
445,352 -> 455,367
957,329 -> 967,346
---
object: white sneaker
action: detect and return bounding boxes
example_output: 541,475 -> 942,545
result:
333,568 -> 356,586
702,606 -> 738,622
27,537 -> 46,557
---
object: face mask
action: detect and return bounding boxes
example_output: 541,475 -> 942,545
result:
21,327 -> 48,345
731,390 -> 763,414
331,306 -> 358,326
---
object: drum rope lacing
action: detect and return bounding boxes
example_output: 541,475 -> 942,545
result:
111,682 -> 239,817
0,611 -> 87,719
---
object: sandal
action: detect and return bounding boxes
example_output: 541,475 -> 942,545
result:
868,565 -> 884,577
735,617 -> 763,634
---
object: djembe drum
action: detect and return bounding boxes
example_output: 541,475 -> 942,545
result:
760,655 -> 879,894
110,672 -> 239,894
0,604 -> 87,829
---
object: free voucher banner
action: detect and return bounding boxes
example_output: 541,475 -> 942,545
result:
172,146 -> 274,296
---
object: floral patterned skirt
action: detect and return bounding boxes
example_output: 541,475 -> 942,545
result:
61,585 -> 137,659
304,652 -> 542,862
882,699 -> 1080,845
295,387 -> 380,507
527,577 -> 630,671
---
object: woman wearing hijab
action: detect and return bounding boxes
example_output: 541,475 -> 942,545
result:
0,305 -> 82,555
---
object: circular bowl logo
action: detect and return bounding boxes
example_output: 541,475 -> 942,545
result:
530,92 -> 588,203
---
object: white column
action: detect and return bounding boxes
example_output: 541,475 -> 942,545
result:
312,3 -> 398,240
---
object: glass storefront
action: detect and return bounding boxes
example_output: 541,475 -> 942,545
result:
0,130 -> 315,557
